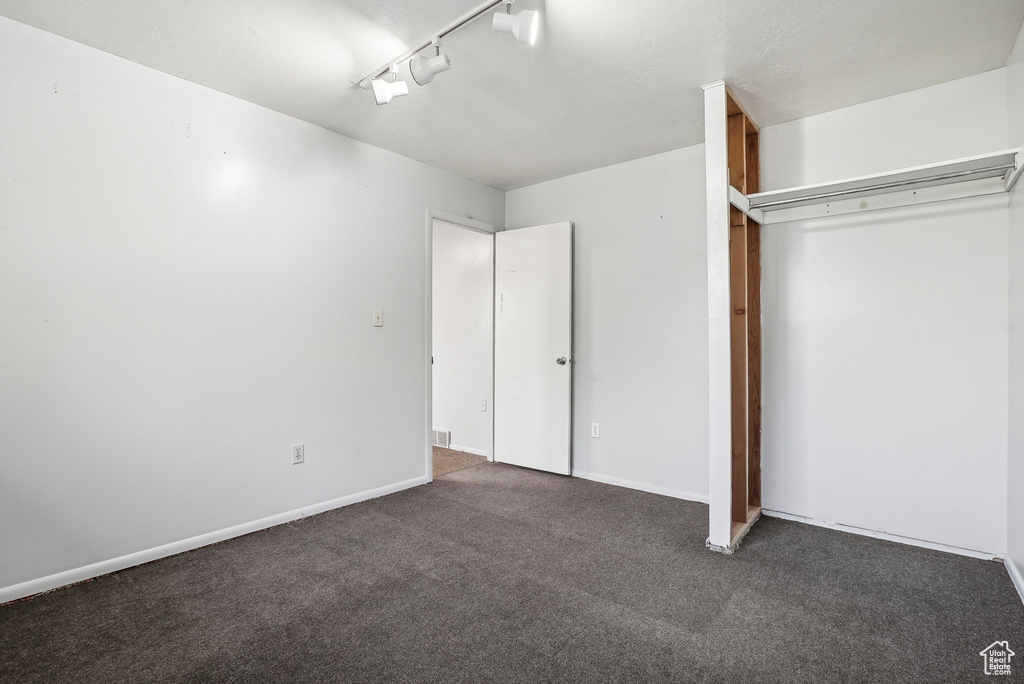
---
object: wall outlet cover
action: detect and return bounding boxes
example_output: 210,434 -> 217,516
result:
292,444 -> 305,464
372,309 -> 383,327
591,423 -> 600,438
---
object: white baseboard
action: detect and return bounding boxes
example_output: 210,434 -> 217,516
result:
0,475 -> 428,605
1006,554 -> 1024,607
448,444 -> 488,458
761,509 -> 1000,561
571,469 -> 709,504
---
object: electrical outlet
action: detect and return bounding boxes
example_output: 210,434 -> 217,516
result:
292,443 -> 304,465
480,399 -> 487,412
591,423 -> 600,438
372,309 -> 383,327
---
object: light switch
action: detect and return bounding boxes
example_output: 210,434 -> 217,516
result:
373,309 -> 383,327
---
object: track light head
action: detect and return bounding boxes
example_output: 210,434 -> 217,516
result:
492,5 -> 539,45
371,76 -> 409,105
410,52 -> 452,86
362,1 -> 541,104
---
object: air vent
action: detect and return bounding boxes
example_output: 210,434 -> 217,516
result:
431,429 -> 451,448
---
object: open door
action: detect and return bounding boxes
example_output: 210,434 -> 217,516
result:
494,222 -> 573,475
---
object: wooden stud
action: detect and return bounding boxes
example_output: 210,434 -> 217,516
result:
725,92 -> 763,532
744,117 -> 762,510
729,218 -> 748,524
728,115 -> 747,192
746,220 -> 762,509
745,119 -> 760,195
726,103 -> 749,525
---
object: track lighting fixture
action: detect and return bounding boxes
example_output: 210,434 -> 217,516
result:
357,0 -> 539,104
492,3 -> 539,45
410,46 -> 452,86
371,66 -> 409,105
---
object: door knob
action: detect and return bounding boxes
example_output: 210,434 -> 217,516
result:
556,356 -> 567,365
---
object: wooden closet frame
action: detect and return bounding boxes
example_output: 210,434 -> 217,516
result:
726,92 -> 762,546
702,81 -> 762,551
703,79 -> 1020,552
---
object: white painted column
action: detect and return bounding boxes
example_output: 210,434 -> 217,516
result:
701,80 -> 733,550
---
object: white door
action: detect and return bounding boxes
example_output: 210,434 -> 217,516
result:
494,222 -> 573,475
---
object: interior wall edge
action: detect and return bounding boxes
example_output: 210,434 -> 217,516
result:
762,510 -> 1003,561
0,475 -> 428,605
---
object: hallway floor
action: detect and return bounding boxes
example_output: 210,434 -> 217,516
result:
432,446 -> 487,477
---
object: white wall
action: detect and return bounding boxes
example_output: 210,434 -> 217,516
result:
431,221 -> 493,456
1007,24 -> 1024,593
505,146 -> 710,502
0,17 -> 503,599
759,69 -> 1010,555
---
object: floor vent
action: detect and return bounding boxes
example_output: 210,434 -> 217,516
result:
432,430 -> 451,448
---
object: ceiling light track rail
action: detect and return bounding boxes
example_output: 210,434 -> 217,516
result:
356,0 -> 522,90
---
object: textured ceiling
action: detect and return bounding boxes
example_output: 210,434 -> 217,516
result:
1,0 -> 1022,190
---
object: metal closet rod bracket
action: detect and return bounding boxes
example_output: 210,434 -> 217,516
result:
1005,148 -> 1024,192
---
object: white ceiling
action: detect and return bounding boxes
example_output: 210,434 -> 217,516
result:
2,0 -> 1022,190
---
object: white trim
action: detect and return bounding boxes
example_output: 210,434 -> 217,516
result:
429,209 -> 497,235
1006,554 -> 1024,607
701,79 -> 733,549
448,444 -> 489,458
571,469 -> 709,504
425,208 -> 434,483
0,475 -> 427,605
761,509 -> 1000,561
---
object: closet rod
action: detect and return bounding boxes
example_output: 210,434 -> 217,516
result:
749,163 -> 1014,210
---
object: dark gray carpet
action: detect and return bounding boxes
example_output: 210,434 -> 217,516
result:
2,463 -> 1022,683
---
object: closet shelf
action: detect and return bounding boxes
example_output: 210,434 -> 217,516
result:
729,147 -> 1023,225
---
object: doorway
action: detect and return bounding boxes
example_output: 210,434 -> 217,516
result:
425,213 -> 574,481
430,219 -> 495,479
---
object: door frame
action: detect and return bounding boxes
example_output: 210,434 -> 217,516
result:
424,208 -> 501,482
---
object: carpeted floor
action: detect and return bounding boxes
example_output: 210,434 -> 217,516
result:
432,445 -> 487,477
2,462 -> 1022,683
